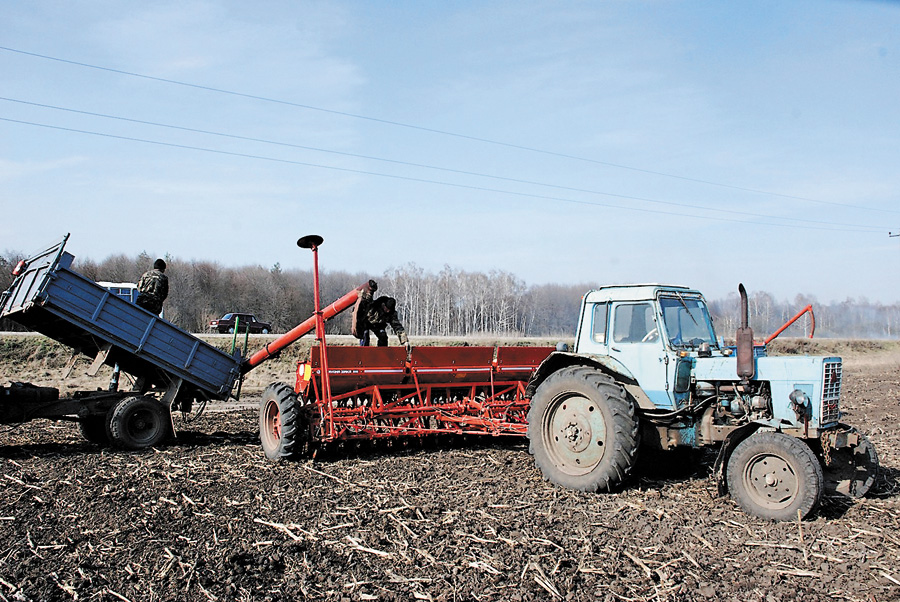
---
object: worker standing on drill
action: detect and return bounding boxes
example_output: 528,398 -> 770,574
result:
351,280 -> 409,348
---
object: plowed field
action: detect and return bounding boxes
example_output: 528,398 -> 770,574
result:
0,338 -> 897,602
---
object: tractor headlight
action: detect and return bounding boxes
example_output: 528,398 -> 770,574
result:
789,389 -> 811,421
789,389 -> 809,407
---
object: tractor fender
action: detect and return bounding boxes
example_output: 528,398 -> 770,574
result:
710,418 -> 795,496
525,352 -> 636,398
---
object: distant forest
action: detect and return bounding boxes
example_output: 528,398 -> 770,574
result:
1,251 -> 898,339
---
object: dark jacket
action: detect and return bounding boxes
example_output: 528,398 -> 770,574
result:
352,289 -> 407,344
136,268 -> 168,314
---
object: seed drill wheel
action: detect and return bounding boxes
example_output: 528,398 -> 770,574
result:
108,396 -> 171,450
78,415 -> 110,445
259,382 -> 309,460
822,432 -> 879,498
527,366 -> 639,492
727,431 -> 823,521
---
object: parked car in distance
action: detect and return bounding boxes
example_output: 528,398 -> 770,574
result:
210,313 -> 271,334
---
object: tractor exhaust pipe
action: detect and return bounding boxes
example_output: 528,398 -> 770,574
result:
736,283 -> 754,384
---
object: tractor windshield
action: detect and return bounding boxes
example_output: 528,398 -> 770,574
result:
659,295 -> 717,349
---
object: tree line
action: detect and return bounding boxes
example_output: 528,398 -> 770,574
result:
1,251 -> 898,339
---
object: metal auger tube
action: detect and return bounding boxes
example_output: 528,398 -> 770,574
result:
242,284 -> 365,374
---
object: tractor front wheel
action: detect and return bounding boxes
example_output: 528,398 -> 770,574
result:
727,431 -> 823,521
259,382 -> 308,460
527,366 -> 639,492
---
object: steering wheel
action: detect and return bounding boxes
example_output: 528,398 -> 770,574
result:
641,328 -> 659,343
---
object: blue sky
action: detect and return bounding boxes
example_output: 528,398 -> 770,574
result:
2,1 -> 899,304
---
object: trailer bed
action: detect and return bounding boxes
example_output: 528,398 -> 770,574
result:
0,235 -> 240,400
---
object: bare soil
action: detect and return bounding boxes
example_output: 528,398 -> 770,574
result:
0,337 -> 898,602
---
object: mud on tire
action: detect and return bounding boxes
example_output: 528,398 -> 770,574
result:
527,366 -> 639,492
108,396 -> 170,450
727,431 -> 823,521
259,382 -> 310,460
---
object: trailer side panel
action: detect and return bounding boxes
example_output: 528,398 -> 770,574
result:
1,236 -> 239,399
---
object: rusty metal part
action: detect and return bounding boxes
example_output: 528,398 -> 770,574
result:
736,284 -> 754,384
820,427 -> 877,498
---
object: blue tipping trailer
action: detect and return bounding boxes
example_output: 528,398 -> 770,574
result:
0,235 -> 242,449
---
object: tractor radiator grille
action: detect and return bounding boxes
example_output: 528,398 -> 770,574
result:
820,361 -> 842,425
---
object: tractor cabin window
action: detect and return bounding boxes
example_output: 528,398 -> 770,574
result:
612,303 -> 658,344
592,302 -> 609,343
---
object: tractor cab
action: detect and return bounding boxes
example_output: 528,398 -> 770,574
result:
574,284 -> 722,411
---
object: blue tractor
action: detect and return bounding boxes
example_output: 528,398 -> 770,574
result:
525,283 -> 878,520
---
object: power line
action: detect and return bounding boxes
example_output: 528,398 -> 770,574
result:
0,116 -> 883,235
2,44 -> 897,216
0,96 -> 885,232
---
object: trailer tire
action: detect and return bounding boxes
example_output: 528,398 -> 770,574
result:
259,382 -> 308,460
108,396 -> 170,450
527,366 -> 639,492
78,416 -> 110,445
727,431 -> 823,521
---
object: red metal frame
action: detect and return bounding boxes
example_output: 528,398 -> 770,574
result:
297,345 -> 553,443
248,234 -> 552,447
763,304 -> 816,345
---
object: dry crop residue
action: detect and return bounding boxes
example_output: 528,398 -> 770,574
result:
0,340 -> 898,601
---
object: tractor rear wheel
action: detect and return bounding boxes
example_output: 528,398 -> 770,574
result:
78,415 -> 110,445
259,382 -> 309,460
108,396 -> 170,450
527,366 -> 639,492
727,431 -> 823,521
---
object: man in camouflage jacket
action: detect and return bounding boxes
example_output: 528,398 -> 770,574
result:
136,258 -> 169,316
351,280 -> 409,347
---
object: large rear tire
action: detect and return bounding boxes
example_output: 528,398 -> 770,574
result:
259,382 -> 308,460
727,431 -> 823,521
108,396 -> 170,450
527,366 -> 639,492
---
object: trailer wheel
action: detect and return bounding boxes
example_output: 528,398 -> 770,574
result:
727,431 -> 823,521
259,382 -> 308,460
527,366 -> 639,492
108,396 -> 170,450
78,416 -> 110,445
